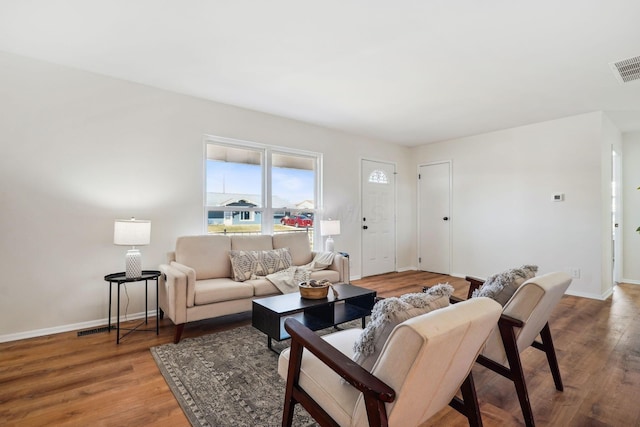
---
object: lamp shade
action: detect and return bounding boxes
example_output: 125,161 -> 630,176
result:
320,220 -> 341,236
114,219 -> 151,246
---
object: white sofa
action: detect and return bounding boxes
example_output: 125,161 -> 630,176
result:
158,232 -> 350,343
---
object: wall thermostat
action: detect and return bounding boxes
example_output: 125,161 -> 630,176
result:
552,193 -> 565,202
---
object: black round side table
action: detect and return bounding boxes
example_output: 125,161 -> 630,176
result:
104,270 -> 161,344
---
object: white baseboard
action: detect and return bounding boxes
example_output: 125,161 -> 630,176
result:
564,289 -> 608,301
351,266 -> 418,281
0,310 -> 157,343
621,278 -> 640,285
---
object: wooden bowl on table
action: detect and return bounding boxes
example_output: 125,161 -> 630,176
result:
299,280 -> 331,299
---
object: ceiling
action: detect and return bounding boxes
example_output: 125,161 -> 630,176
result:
1,1 -> 639,146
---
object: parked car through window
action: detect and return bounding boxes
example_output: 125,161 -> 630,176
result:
280,215 -> 313,228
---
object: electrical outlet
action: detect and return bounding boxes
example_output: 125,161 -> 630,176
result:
570,268 -> 581,279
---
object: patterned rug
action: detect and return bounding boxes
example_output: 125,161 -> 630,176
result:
151,322 -> 359,427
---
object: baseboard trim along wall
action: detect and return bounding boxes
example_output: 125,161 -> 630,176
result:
0,310 -> 157,343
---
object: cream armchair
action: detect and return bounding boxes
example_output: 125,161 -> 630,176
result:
466,271 -> 572,427
278,297 -> 502,427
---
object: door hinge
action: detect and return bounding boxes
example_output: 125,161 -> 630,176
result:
419,257 -> 422,263
418,174 -> 421,179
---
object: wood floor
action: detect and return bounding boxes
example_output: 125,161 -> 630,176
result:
1,271 -> 639,426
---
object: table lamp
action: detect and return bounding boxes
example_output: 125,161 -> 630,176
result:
114,218 -> 151,278
320,219 -> 340,252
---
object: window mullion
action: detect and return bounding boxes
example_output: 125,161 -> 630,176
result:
264,148 -> 273,235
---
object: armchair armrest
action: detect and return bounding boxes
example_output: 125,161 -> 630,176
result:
499,313 -> 525,328
465,276 -> 485,299
284,318 -> 395,401
283,318 -> 395,426
477,312 -> 526,380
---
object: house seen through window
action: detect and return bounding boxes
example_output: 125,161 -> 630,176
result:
205,136 -> 321,247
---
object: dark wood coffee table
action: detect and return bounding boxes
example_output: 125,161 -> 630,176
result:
252,283 -> 376,351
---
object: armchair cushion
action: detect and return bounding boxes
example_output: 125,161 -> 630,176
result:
471,265 -> 538,306
229,247 -> 293,282
352,283 -> 454,371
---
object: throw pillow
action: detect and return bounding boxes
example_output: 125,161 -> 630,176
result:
352,283 -> 454,371
471,264 -> 538,306
229,248 -> 293,282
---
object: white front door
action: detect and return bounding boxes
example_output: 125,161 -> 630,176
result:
361,159 -> 396,277
418,162 -> 451,274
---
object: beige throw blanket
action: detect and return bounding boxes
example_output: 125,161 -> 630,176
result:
266,252 -> 335,294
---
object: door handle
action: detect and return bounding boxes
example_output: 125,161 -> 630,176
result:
443,217 -> 449,221
363,225 -> 368,230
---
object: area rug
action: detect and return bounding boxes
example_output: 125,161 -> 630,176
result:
151,322 -> 359,427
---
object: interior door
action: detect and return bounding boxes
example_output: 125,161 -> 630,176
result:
361,159 -> 396,277
612,148 -> 621,286
418,162 -> 451,274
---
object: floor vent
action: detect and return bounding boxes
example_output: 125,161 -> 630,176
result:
610,55 -> 640,84
77,326 -> 111,337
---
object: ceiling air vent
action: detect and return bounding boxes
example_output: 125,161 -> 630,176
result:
610,55 -> 640,84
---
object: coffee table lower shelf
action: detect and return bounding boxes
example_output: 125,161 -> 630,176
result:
251,283 -> 376,353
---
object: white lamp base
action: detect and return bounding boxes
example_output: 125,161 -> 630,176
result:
125,248 -> 142,278
325,236 -> 335,252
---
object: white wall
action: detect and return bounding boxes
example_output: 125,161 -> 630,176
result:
411,112 -> 610,299
0,51 -> 413,340
622,132 -> 640,284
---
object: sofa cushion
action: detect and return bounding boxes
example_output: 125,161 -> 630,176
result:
229,247 -> 293,282
471,265 -> 538,306
194,278 -> 254,305
272,232 -> 313,266
352,284 -> 453,371
231,235 -> 274,251
246,278 -> 281,297
175,235 -> 232,280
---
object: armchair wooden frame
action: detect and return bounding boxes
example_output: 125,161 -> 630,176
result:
465,276 -> 564,427
282,317 -> 486,427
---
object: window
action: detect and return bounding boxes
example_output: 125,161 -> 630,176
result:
368,169 -> 389,184
205,136 -> 321,246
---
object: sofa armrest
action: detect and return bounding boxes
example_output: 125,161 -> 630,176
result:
325,252 -> 350,283
159,263 -> 188,324
170,261 -> 197,307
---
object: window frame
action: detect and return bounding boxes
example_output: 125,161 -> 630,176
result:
203,135 -> 323,244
